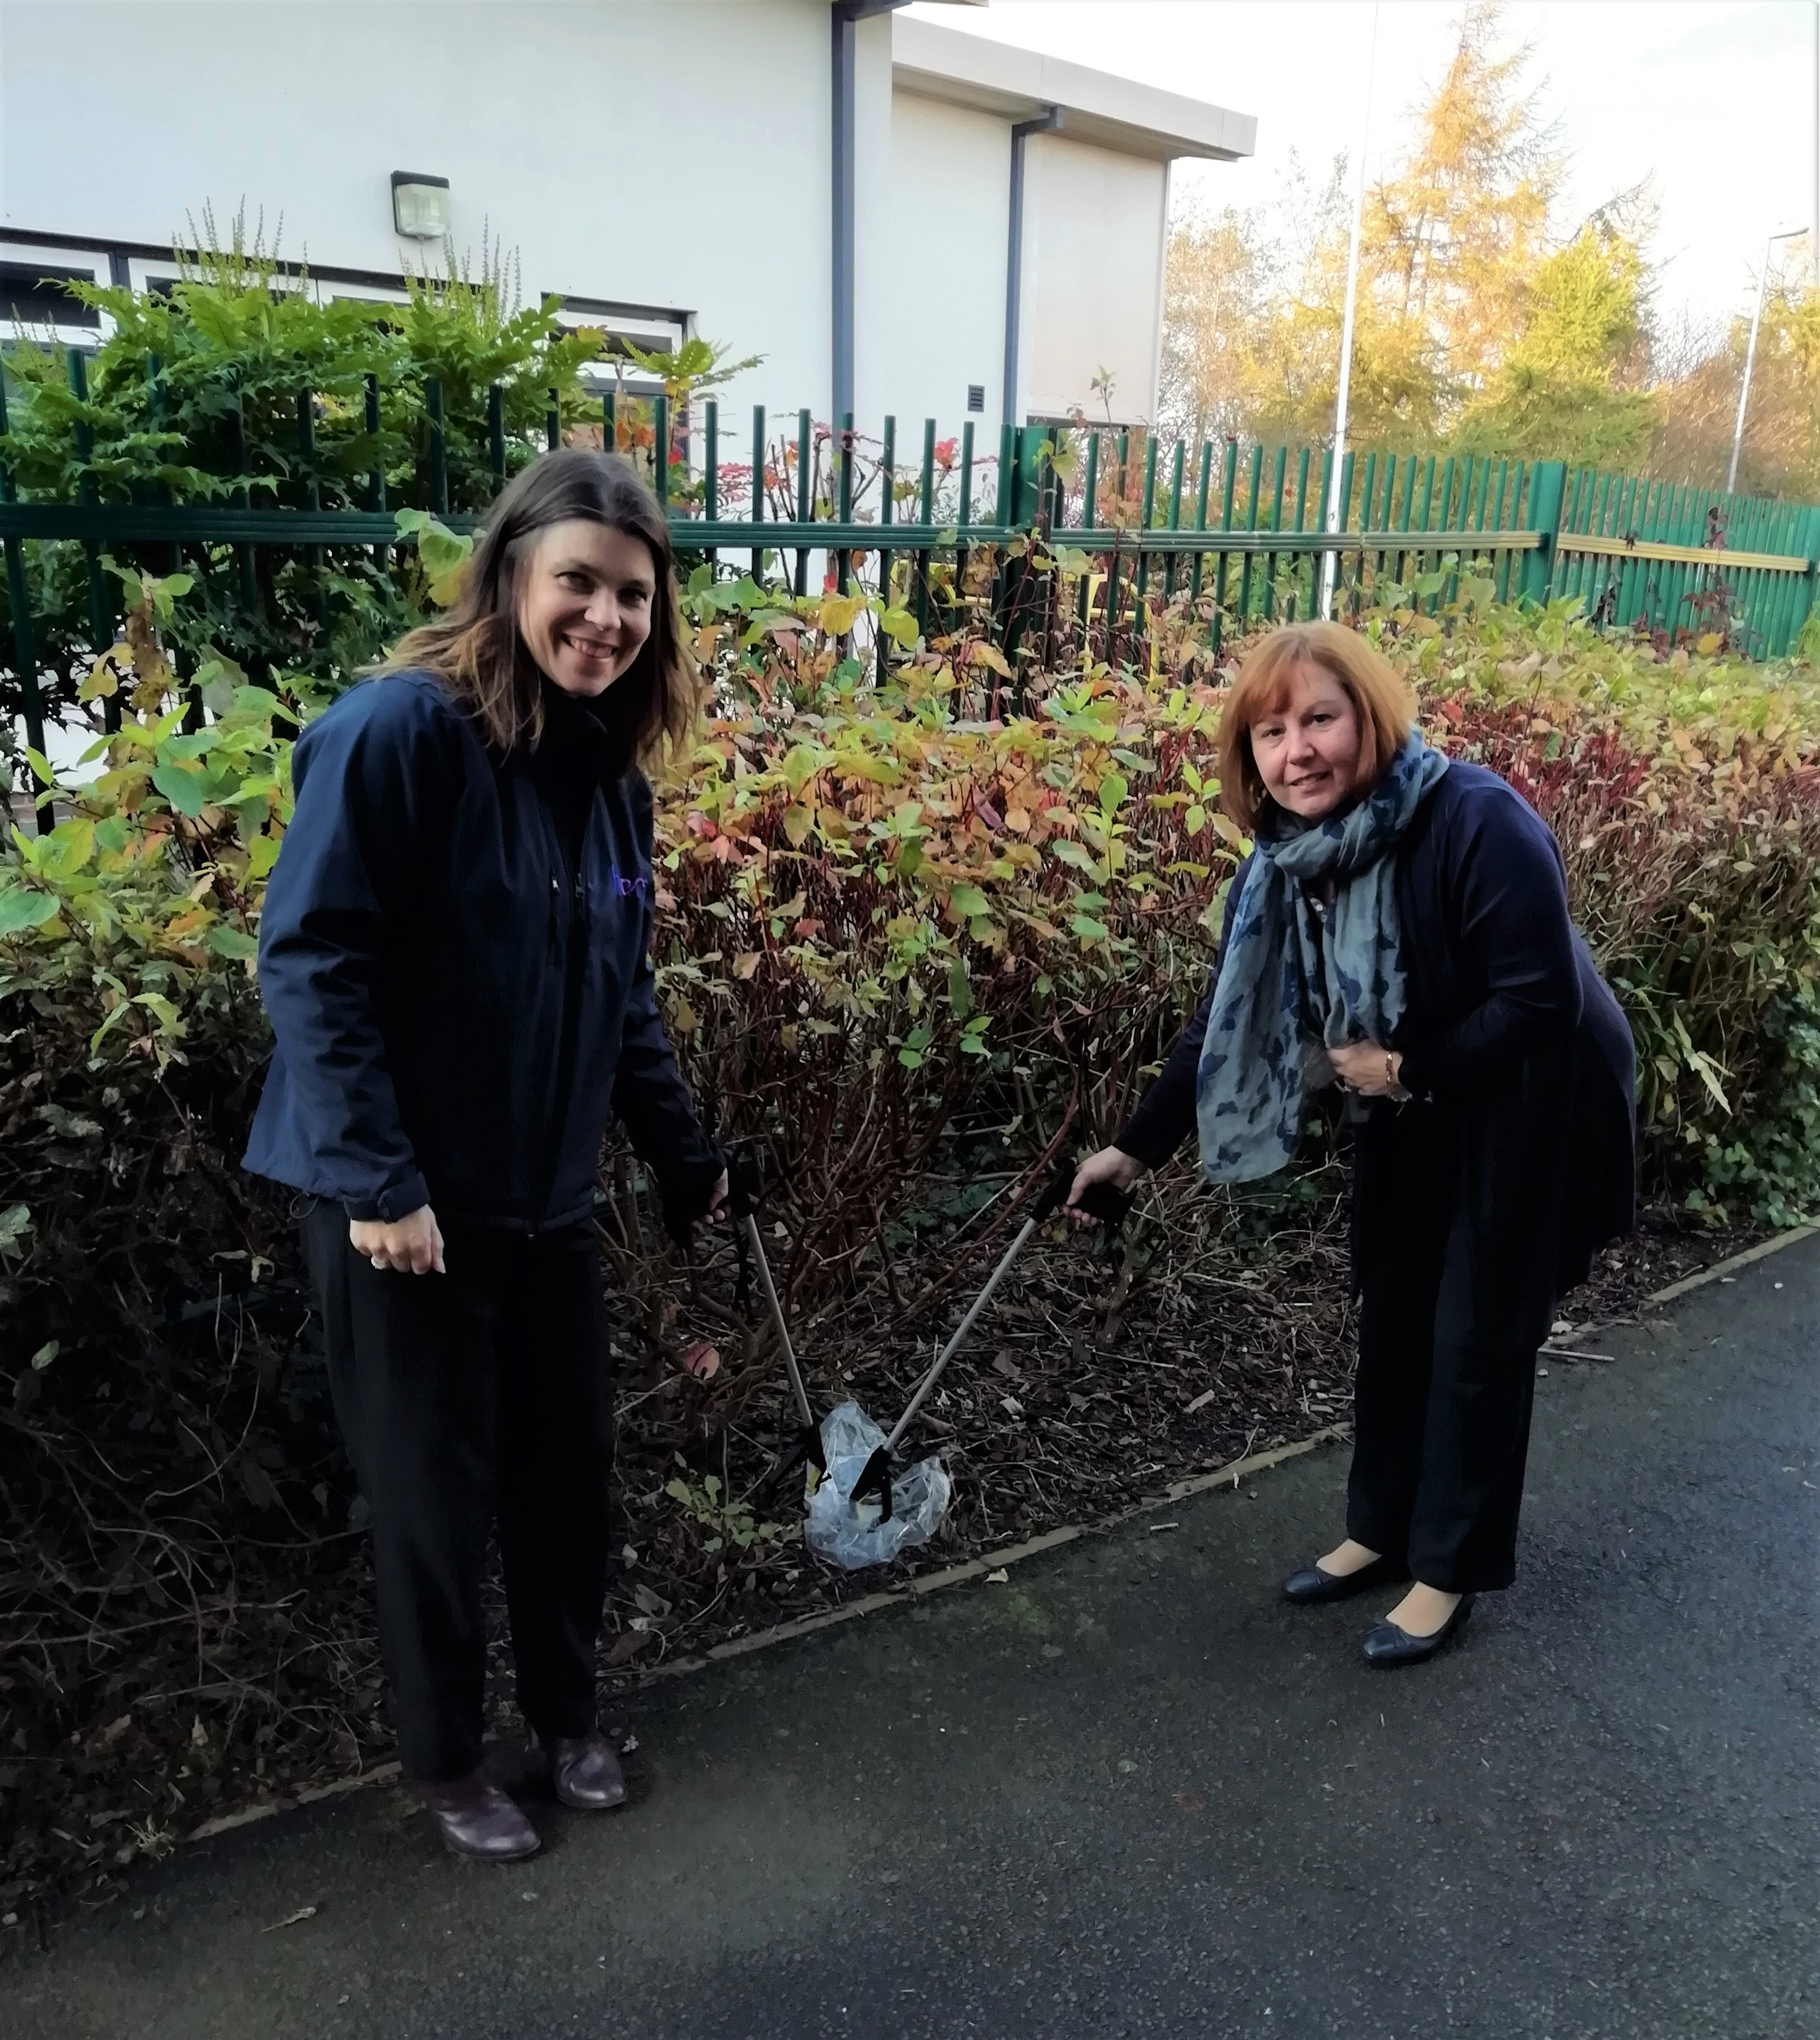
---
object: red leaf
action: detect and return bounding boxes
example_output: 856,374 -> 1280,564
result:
678,1340 -> 720,1381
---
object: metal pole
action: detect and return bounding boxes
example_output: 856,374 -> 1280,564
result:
1320,1 -> 1379,619
883,1216 -> 1042,1454
1730,229 -> 1806,493
742,1215 -> 816,1430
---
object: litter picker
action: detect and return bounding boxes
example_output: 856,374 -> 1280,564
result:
727,1144 -> 828,1483
848,1159 -> 1131,1520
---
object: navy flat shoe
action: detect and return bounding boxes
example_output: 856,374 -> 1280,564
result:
1282,1552 -> 1408,1604
1362,1593 -> 1476,1667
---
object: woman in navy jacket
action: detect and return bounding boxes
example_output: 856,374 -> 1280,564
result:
246,449 -> 725,1859
1067,623 -> 1635,1667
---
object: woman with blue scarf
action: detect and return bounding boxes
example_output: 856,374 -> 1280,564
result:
1067,623 -> 1635,1667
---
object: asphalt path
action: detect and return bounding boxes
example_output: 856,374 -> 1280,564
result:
6,1234 -> 1817,2040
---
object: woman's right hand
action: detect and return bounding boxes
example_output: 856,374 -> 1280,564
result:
350,1205 -> 446,1275
1064,1146 -> 1147,1227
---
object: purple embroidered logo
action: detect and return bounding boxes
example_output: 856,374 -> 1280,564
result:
613,872 -> 649,899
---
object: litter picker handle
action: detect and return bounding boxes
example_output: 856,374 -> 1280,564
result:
728,1144 -> 765,1220
877,1160 -> 1134,1461
1029,1158 -> 1076,1224
1030,1159 -> 1133,1230
1070,1179 -> 1133,1230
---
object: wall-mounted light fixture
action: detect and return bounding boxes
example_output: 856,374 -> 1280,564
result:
390,172 -> 451,240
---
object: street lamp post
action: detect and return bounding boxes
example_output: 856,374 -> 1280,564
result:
1728,226 -> 1808,493
1319,2 -> 1381,618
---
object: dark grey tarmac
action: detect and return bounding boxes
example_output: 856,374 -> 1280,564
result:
6,1234 -> 1817,2040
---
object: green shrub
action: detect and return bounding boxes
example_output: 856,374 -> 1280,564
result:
0,216 -> 706,752
5,585 -> 1815,1357
1378,599 -> 1820,1221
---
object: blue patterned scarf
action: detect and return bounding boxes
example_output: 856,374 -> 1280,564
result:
1194,732 -> 1450,1182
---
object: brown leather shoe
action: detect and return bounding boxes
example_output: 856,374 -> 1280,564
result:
419,1774 -> 541,1860
549,1731 -> 627,1812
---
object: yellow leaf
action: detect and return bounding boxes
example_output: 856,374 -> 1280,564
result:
783,802 -> 815,848
732,951 -> 761,980
670,999 -> 699,1034
968,642 -> 1012,679
79,644 -> 130,703
1695,633 -> 1722,656
819,594 -> 862,637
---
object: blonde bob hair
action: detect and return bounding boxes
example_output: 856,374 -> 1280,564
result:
1218,622 -> 1417,832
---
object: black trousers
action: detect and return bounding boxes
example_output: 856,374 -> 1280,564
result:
301,1201 -> 613,1782
1346,1109 -> 1553,1596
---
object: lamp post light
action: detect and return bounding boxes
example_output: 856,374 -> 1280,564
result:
1728,225 -> 1808,493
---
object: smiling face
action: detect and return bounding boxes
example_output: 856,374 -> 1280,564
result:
1248,659 -> 1368,822
515,519 -> 657,698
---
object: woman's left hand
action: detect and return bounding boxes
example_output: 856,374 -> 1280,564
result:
1329,1040 -> 1405,1097
702,1171 -> 730,1224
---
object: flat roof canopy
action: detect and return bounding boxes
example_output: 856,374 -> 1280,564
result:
891,17 -> 1256,164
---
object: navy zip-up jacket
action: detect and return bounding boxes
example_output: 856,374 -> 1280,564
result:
243,669 -> 722,1235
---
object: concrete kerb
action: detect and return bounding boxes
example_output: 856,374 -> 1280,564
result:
176,1224 -> 1815,1856
1642,1224 -> 1817,1303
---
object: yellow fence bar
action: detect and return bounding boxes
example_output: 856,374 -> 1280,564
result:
1557,532 -> 1810,574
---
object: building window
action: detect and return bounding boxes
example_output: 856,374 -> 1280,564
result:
0,265 -> 101,330
967,384 -> 986,413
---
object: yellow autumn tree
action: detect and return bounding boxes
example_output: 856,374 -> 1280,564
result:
1648,253 -> 1820,496
1161,2 -> 1658,467
1454,216 -> 1658,460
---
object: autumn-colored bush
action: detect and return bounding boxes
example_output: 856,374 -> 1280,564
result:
1379,603 -> 1820,1224
5,585 -> 1818,1378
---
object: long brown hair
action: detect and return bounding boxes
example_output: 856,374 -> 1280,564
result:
1217,622 -> 1417,832
377,447 -> 697,760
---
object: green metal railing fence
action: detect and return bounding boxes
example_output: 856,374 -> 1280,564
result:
1551,462 -> 1820,666
5,353 -> 1818,832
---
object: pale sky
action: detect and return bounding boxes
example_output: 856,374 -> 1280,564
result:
904,0 -> 1813,340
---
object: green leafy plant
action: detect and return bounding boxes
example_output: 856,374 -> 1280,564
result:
662,1464 -> 789,1556
0,207 -> 622,748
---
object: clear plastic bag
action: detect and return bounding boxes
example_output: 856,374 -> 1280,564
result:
803,1400 -> 952,1570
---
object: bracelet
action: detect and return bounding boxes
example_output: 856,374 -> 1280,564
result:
1385,1051 -> 1411,1103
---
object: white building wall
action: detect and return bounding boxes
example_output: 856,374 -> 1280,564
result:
1020,133 -> 1168,428
0,0 -> 836,472
1,2 -> 1210,465
870,92 -> 1008,450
